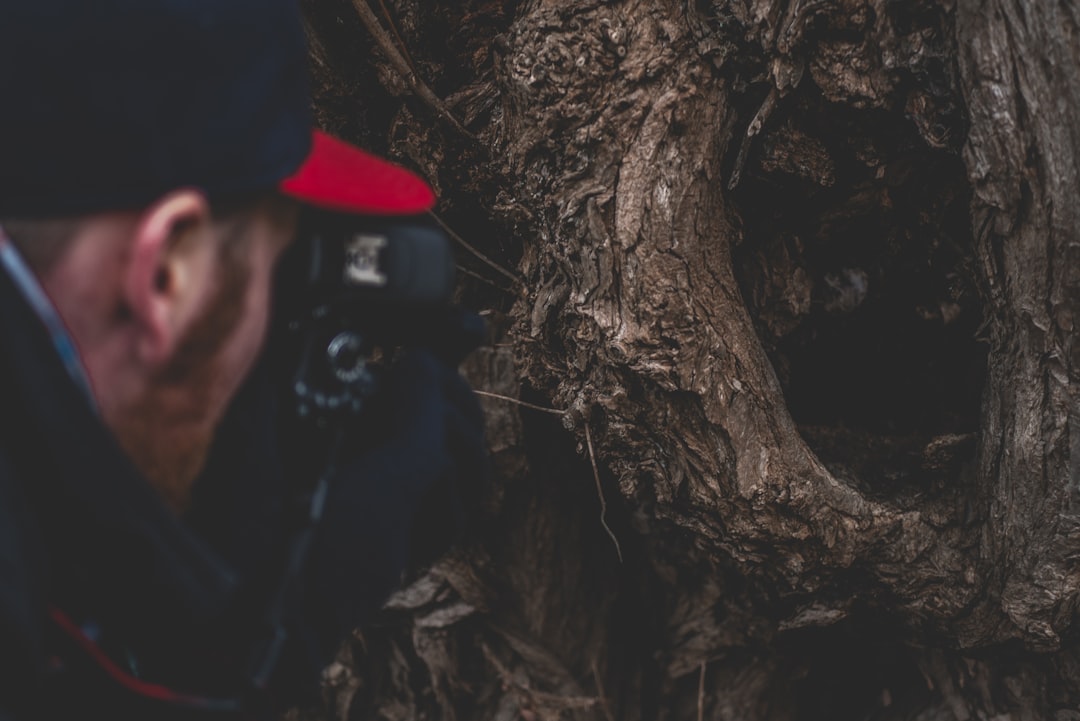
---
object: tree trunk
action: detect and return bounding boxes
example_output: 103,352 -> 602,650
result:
299,0 -> 1080,718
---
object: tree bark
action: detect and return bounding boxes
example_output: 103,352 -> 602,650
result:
299,0 -> 1079,718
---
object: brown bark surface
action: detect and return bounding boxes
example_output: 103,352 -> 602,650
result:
298,0 -> 1080,718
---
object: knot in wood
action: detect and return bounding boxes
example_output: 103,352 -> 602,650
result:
505,6 -> 630,105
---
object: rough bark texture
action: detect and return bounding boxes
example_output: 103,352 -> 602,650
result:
298,0 -> 1079,718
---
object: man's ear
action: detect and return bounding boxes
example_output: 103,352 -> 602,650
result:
125,189 -> 212,369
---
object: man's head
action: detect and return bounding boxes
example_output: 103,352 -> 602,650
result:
0,0 -> 436,511
3,191 -> 298,509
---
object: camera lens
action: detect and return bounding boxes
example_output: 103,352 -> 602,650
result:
326,331 -> 368,384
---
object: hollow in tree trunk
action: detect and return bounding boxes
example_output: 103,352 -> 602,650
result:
300,0 -> 1080,718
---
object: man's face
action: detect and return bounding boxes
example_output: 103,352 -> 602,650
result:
111,198 -> 299,510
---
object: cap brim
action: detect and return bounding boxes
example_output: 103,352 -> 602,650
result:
279,130 -> 435,215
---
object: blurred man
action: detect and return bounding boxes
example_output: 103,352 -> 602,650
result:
0,1 -> 485,718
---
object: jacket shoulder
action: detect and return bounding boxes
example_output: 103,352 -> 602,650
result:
0,448 -> 50,711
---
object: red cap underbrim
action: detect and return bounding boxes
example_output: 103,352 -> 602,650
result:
279,130 -> 435,215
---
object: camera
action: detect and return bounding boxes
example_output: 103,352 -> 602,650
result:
273,212 -> 478,427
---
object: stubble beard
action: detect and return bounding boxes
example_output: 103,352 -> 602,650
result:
112,401 -> 218,512
112,244 -> 252,513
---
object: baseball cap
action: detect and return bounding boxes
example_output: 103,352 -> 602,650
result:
0,0 -> 434,218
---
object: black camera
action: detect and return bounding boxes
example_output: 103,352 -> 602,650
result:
273,212 -> 479,427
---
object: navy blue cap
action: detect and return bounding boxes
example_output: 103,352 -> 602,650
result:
0,0 -> 313,217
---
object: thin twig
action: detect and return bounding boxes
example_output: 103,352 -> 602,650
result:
474,390 -> 565,416
456,264 -> 516,293
375,0 -> 418,75
728,86 -> 779,190
430,211 -> 524,287
481,642 -> 600,712
585,422 -> 624,564
529,690 -> 600,711
592,661 -> 616,721
698,662 -> 706,721
351,0 -> 475,140
472,391 -> 624,564
302,15 -> 330,72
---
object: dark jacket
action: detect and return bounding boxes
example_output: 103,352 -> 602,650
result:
0,263 -> 358,719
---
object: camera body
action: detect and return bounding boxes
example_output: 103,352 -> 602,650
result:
274,213 -> 468,427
